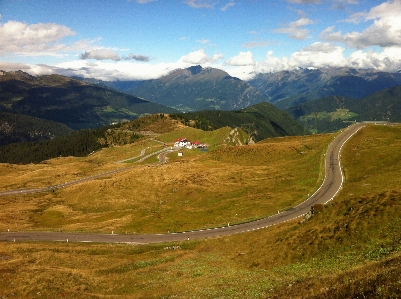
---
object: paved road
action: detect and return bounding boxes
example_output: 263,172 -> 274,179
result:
0,146 -> 174,197
0,123 -> 366,244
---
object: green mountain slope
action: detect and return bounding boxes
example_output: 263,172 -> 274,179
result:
126,65 -> 269,112
170,102 -> 305,141
249,67 -> 401,109
286,85 -> 401,133
0,122 -> 142,164
0,111 -> 72,146
0,70 -> 178,130
352,84 -> 401,121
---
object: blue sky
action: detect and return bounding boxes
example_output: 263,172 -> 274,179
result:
0,0 -> 400,80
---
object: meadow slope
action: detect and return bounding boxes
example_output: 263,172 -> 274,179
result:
0,124 -> 400,298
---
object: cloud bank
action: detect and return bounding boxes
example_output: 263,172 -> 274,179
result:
80,49 -> 150,62
0,20 -> 79,56
1,1 -> 401,81
2,42 -> 400,82
321,0 -> 401,48
274,17 -> 315,40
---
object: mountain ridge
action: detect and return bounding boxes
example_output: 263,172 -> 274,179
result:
0,70 -> 178,130
286,84 -> 401,133
248,67 -> 401,109
97,65 -> 269,112
74,66 -> 401,112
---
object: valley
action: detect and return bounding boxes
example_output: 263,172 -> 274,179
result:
2,0 -> 401,296
0,122 -> 365,242
1,66 -> 401,298
1,122 -> 401,298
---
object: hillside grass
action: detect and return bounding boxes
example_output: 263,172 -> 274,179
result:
1,124 -> 401,298
0,132 -> 330,234
156,126 -> 235,146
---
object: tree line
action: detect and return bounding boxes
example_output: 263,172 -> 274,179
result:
0,124 -> 141,164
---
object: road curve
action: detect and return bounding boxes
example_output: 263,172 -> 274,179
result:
0,123 -> 366,244
0,147 -> 175,197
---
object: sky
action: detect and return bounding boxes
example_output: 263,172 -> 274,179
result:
0,0 -> 400,81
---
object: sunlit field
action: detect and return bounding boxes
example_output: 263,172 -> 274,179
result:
1,124 -> 401,298
0,129 -> 331,233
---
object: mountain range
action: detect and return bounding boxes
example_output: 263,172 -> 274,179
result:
286,85 -> 401,133
127,65 -> 270,112
78,66 -> 401,113
249,67 -> 401,109
2,66 -> 401,147
79,65 -> 269,112
0,70 -> 177,130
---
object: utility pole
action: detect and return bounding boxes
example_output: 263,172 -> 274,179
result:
302,118 -> 307,151
313,112 -> 318,150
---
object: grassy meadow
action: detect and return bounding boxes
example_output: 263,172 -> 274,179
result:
0,128 -> 330,234
1,124 -> 401,298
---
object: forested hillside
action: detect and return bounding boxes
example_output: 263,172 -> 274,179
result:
286,85 -> 401,133
0,123 -> 141,164
0,112 -> 72,146
170,102 -> 305,141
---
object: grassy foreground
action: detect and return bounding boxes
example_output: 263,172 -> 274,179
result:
1,124 -> 401,298
0,129 -> 330,234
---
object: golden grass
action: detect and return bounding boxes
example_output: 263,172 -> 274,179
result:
0,133 -> 331,234
1,124 -> 400,298
0,139 -> 165,191
156,126 -> 234,146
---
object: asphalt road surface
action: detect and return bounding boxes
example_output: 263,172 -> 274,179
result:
0,123 -> 367,244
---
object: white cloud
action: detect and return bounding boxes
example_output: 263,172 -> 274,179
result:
221,1 -> 235,11
0,61 -> 32,72
254,41 -> 401,74
331,0 -> 358,9
0,61 -> 60,76
348,46 -> 401,71
225,51 -> 255,66
124,54 -> 150,62
2,30 -> 401,83
273,17 -> 315,40
289,42 -> 347,68
223,65 -> 255,80
180,49 -> 223,64
2,42 -> 401,82
184,0 -> 215,9
0,49 -> 224,81
54,60 -> 183,81
321,0 -> 401,48
81,49 -> 120,61
80,49 -> 150,62
254,43 -> 348,73
0,20 -> 97,56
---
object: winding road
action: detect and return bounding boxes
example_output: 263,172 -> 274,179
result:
0,123 -> 367,244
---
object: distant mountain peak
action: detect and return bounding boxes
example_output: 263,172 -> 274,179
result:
188,65 -> 203,75
0,70 -> 36,82
128,66 -> 267,112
